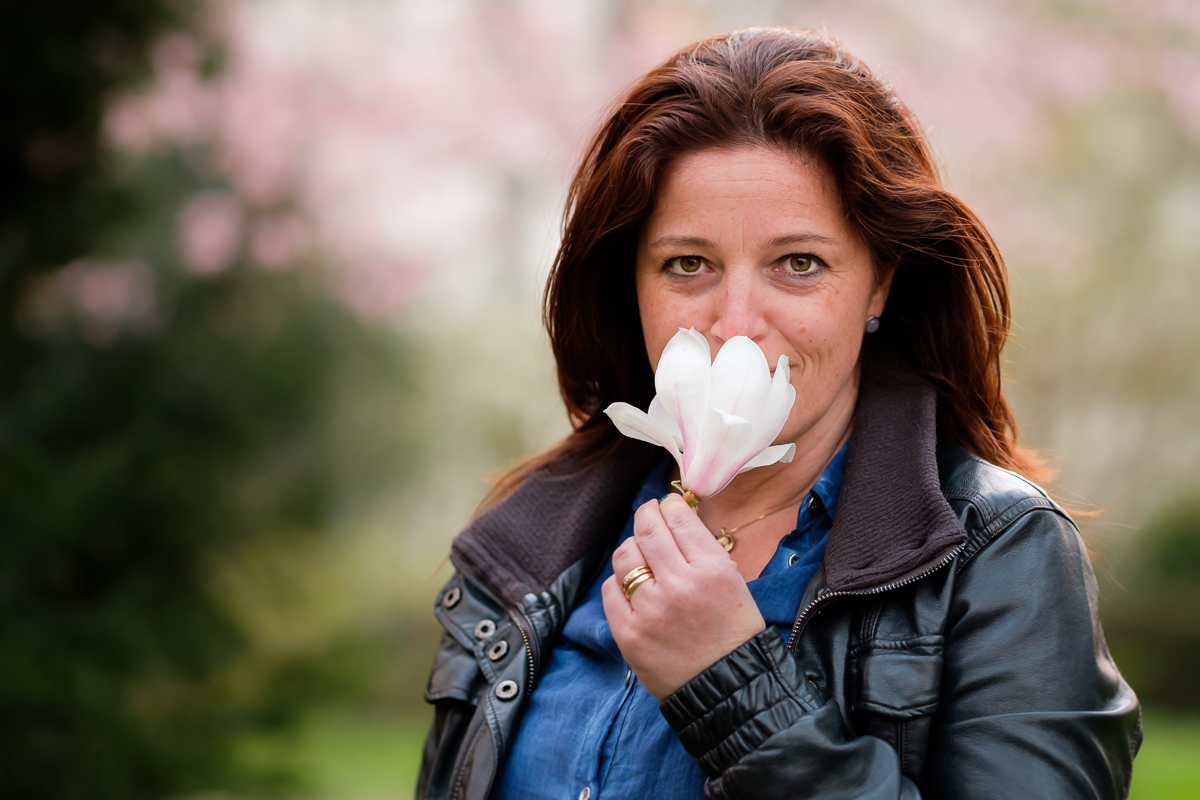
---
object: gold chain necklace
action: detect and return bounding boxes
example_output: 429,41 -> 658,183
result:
715,493 -> 809,553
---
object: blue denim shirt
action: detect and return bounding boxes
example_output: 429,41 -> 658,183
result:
493,444 -> 848,799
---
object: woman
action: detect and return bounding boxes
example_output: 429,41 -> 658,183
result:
417,27 -> 1140,800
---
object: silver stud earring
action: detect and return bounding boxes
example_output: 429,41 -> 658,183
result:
865,316 -> 880,333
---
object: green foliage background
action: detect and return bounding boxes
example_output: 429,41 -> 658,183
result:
0,2 -> 417,796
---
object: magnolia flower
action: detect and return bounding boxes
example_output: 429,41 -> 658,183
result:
605,328 -> 797,499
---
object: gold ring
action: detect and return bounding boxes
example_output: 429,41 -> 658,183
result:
621,565 -> 654,598
624,572 -> 652,598
621,565 -> 652,592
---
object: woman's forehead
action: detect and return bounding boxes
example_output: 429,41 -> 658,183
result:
642,146 -> 850,247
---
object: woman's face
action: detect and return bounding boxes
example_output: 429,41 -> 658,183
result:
635,145 -> 892,450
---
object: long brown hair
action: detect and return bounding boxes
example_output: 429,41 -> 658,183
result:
489,26 -> 1044,505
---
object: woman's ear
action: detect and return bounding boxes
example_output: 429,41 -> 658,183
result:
869,262 -> 897,318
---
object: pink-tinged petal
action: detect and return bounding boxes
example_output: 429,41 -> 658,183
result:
736,443 -> 796,473
648,395 -> 683,451
684,407 -> 754,497
708,336 -> 771,421
747,354 -> 796,452
604,402 -> 683,470
654,328 -> 711,467
608,337 -> 797,497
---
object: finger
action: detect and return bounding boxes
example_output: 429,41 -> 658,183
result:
611,537 -> 647,584
607,559 -> 658,614
632,499 -> 688,574
611,538 -> 659,611
600,574 -> 634,630
658,493 -> 731,562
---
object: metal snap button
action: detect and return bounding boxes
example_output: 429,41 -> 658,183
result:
578,788 -> 591,800
474,619 -> 496,639
442,587 -> 461,608
487,640 -> 508,661
788,553 -> 801,567
495,680 -> 519,700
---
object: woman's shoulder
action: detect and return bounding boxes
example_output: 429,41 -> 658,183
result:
935,442 -> 1080,566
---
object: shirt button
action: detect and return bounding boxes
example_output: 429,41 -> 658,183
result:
788,553 -> 801,567
579,788 -> 591,800
624,669 -> 632,686
807,495 -> 822,514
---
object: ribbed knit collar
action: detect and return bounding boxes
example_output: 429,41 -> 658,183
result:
823,366 -> 968,592
450,364 -> 967,608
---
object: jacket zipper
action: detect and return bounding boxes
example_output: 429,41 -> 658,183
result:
513,608 -> 538,692
451,570 -> 543,691
446,574 -> 544,800
786,543 -> 967,652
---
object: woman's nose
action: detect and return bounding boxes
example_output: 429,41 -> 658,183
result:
708,273 -> 769,344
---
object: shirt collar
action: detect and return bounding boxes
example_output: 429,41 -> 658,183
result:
808,441 -> 848,525
633,441 -> 848,530
631,457 -> 673,512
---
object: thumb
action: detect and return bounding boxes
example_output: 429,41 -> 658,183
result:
658,493 -> 730,562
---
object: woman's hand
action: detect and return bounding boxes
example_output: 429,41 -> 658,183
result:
601,493 -> 766,700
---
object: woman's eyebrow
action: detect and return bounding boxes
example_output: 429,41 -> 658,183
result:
766,233 -> 839,248
648,235 -> 714,249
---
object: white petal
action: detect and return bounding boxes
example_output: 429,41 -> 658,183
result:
684,406 -> 754,497
614,333 -> 799,498
603,403 -> 684,469
736,443 -> 797,473
648,395 -> 683,450
654,328 -> 711,463
747,354 -> 796,452
708,336 -> 771,421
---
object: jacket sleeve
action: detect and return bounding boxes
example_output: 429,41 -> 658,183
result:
659,508 -> 1142,799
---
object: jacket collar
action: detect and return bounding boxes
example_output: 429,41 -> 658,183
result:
451,364 -> 967,608
450,439 -> 660,608
823,364 -> 967,592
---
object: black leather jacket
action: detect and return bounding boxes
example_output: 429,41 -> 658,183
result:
417,373 -> 1141,799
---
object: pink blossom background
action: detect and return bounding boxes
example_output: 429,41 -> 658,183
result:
102,0 -> 1200,529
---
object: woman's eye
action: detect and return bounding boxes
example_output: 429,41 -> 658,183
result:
667,256 -> 704,274
785,254 -> 819,274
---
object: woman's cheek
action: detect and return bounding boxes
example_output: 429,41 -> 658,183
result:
778,340 -> 847,441
778,389 -> 818,444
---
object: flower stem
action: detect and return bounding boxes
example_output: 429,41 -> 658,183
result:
670,480 -> 699,508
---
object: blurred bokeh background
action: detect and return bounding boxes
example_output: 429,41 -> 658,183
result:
2,0 -> 1197,797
